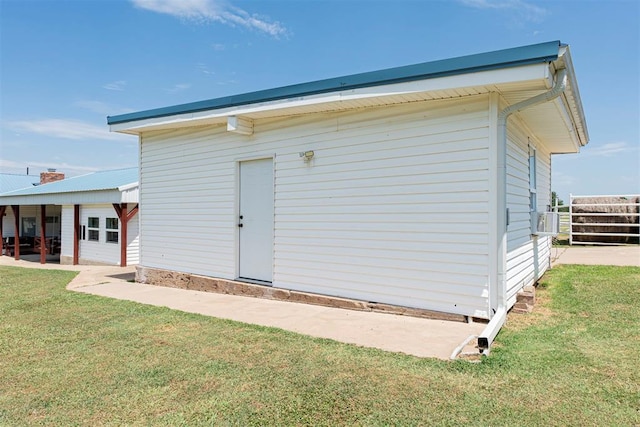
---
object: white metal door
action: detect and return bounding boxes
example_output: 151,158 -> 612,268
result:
238,158 -> 274,282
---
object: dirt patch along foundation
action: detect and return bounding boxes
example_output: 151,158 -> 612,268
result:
136,266 -> 467,323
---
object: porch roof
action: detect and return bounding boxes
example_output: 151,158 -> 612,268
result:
0,174 -> 39,194
0,168 -> 138,205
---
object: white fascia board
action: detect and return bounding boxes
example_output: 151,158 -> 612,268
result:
0,189 -> 125,206
553,96 -> 583,153
554,46 -> 588,146
117,182 -> 139,192
110,64 -> 549,134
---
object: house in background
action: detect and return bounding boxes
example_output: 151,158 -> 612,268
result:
0,168 -> 139,267
108,41 -> 588,352
0,170 -> 65,258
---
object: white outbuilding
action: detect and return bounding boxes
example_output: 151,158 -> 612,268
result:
108,41 -> 588,351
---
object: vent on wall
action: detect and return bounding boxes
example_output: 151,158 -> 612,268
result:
533,212 -> 559,236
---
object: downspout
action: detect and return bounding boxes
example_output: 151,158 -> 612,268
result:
478,68 -> 568,353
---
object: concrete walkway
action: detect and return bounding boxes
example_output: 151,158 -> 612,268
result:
551,245 -> 640,267
0,256 -> 484,360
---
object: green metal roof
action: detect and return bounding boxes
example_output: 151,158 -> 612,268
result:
0,168 -> 138,198
108,41 -> 562,126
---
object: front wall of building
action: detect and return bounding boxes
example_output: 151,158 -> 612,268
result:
61,204 -> 139,266
140,95 -> 493,318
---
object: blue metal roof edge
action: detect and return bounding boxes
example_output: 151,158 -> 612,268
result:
107,41 -> 561,126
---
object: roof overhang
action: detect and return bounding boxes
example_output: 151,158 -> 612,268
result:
0,187 -> 138,206
109,42 -> 588,154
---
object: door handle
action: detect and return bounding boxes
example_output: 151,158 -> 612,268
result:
238,223 -> 243,228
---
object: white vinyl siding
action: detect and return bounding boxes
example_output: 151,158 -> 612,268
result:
140,95 -> 492,318
505,116 -> 553,305
61,206 -> 74,258
60,204 -> 139,266
126,212 -> 140,265
80,206 -> 120,264
2,209 -> 18,237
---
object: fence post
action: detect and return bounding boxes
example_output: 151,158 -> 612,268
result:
569,193 -> 573,246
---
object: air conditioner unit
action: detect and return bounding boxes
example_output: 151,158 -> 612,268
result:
534,212 -> 559,236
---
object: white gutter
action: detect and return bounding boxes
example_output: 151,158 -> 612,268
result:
478,68 -> 568,353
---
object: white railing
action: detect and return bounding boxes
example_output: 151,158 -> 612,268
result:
568,194 -> 640,246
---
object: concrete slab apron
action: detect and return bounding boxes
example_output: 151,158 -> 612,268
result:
551,246 -> 640,267
0,256 -> 484,359
74,281 -> 485,359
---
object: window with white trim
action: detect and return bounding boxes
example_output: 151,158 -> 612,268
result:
106,217 -> 119,244
88,217 -> 100,241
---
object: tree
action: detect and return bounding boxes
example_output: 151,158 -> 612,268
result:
552,191 -> 564,207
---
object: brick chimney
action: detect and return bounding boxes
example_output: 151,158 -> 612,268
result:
40,168 -> 65,184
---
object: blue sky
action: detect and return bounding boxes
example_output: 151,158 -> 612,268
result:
1,0 -> 638,201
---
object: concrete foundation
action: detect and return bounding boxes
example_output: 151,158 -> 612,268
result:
136,265 -> 466,322
60,255 -> 117,267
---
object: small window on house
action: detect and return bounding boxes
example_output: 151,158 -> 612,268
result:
22,217 -> 36,237
88,217 -> 100,241
106,217 -> 119,244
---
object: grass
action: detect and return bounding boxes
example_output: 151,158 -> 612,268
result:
1,265 -> 639,426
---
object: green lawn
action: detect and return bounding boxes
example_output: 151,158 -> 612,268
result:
1,265 -> 638,426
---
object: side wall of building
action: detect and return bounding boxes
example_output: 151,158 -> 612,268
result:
505,115 -> 553,306
139,95 -> 493,318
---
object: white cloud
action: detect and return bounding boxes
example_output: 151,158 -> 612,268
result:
164,83 -> 191,93
0,158 -> 103,177
552,171 -> 577,187
5,119 -> 135,142
74,100 -> 134,115
131,0 -> 287,37
0,158 -> 32,172
585,142 -> 637,157
459,0 -> 548,22
103,80 -> 127,91
212,43 -> 226,51
198,63 -> 215,75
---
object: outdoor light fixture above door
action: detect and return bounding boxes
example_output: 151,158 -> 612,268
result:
299,150 -> 314,161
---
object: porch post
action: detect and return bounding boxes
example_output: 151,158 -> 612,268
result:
120,204 -> 128,267
112,203 -> 138,268
40,205 -> 47,264
0,206 -> 5,255
113,203 -> 126,267
11,205 -> 20,260
73,204 -> 80,265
